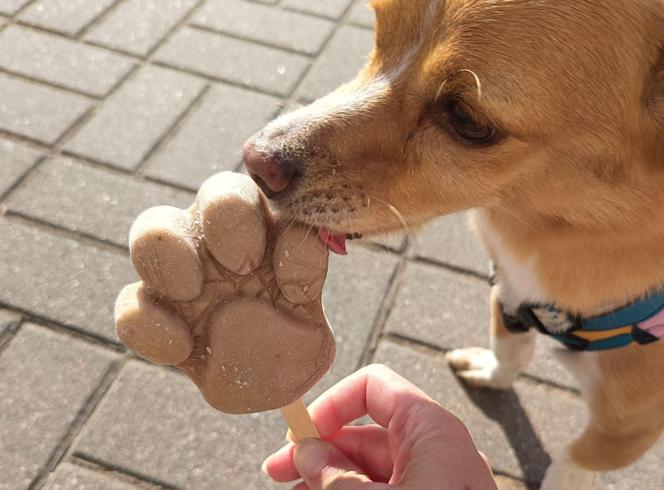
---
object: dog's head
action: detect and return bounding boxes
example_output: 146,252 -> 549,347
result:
245,0 -> 664,239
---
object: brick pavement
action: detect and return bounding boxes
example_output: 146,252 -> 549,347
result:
0,1 -> 661,489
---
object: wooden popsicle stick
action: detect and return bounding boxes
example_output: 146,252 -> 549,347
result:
280,398 -> 320,442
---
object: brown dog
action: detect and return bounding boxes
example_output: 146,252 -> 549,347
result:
244,0 -> 664,487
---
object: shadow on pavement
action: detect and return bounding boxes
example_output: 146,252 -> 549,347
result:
460,383 -> 551,489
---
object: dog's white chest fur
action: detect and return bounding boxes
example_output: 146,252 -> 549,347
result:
472,209 -> 549,312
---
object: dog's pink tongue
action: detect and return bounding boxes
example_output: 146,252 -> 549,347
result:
318,229 -> 347,256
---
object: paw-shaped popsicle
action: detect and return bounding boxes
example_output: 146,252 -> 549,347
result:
114,172 -> 335,414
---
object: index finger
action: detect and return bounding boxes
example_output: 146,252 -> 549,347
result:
309,363 -> 437,438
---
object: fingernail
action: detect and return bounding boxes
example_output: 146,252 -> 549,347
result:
260,459 -> 269,475
294,439 -> 331,480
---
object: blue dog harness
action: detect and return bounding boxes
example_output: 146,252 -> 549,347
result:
492,266 -> 664,351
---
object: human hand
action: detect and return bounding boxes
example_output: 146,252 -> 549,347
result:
262,364 -> 497,490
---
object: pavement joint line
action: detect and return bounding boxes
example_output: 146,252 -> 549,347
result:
0,153 -> 47,204
143,0 -> 210,60
491,469 -> 539,490
282,5 -> 358,23
0,316 -> 23,360
72,453 -> 185,490
4,211 -> 130,255
4,9 -> 304,103
134,83 -> 212,176
74,0 -> 127,41
356,236 -> 409,256
148,59 -> 290,99
410,254 -> 491,282
7,0 -> 39,19
0,302 -> 127,353
65,456 -> 167,490
277,0 -> 359,112
0,127 -> 58,153
382,333 -> 583,398
143,173 -> 200,194
0,65 -> 103,100
187,23 -> 320,58
29,356 -> 129,490
358,252 -> 411,369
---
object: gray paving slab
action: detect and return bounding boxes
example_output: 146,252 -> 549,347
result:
64,65 -> 204,170
154,27 -> 310,96
47,463 -> 137,490
0,138 -> 41,196
385,261 -> 578,389
75,360 -> 285,490
0,0 -> 31,15
386,261 -> 490,349
348,0 -> 375,28
414,212 -> 490,276
0,309 -> 21,336
18,0 -> 117,36
0,26 -> 135,97
0,324 -> 116,490
85,0 -> 197,57
283,0 -> 354,19
312,247 -> 400,397
192,0 -> 335,55
495,475 -> 528,490
602,438 -> 664,490
0,73 -> 92,144
374,339 -> 586,483
7,157 -> 194,247
144,84 -> 280,190
0,217 -> 137,341
297,24 -> 373,101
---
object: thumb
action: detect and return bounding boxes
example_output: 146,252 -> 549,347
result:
293,439 -> 387,490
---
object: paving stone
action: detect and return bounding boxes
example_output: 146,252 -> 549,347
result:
75,360 -> 285,490
85,0 -> 197,57
145,84 -> 280,190
386,261 -> 490,349
0,324 -> 116,490
0,0 -> 31,15
385,261 -> 578,389
603,438 -> 664,490
155,27 -> 309,96
65,65 -> 204,170
0,73 -> 92,144
18,0 -> 116,36
283,0 -> 353,19
297,25 -> 373,101
0,218 -> 136,341
7,157 -> 194,247
0,309 -> 20,337
374,339 -> 586,483
312,247 -> 400,397
0,138 -> 41,196
414,212 -> 489,276
0,26 -> 135,97
495,475 -> 528,489
192,0 -> 335,55
47,463 -> 137,490
348,0 -> 375,28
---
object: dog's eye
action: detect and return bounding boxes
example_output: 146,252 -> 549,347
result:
447,100 -> 497,144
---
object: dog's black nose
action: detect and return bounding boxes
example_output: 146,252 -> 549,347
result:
243,136 -> 296,195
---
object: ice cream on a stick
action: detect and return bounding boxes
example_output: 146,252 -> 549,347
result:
114,172 -> 335,439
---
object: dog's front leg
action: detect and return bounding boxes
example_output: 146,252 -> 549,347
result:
447,285 -> 536,389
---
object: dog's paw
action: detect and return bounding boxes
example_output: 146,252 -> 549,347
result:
446,347 -> 515,389
114,172 -> 335,414
541,448 -> 598,490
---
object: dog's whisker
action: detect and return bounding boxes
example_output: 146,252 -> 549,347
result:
459,69 -> 482,99
435,80 -> 448,101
